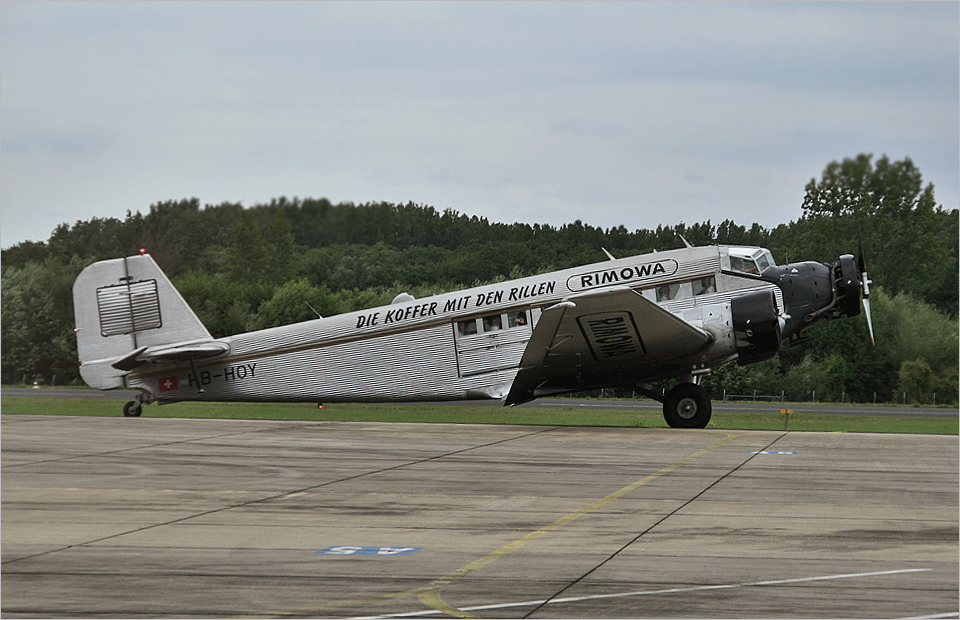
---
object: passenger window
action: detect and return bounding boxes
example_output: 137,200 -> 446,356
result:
507,311 -> 528,328
656,283 -> 679,302
482,314 -> 503,332
457,319 -> 478,337
459,311 -> 529,337
693,276 -> 716,295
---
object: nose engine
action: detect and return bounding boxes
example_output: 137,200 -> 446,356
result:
760,254 -> 870,343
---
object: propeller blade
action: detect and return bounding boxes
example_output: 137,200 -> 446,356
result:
860,266 -> 874,346
857,227 -> 875,346
862,294 -> 875,346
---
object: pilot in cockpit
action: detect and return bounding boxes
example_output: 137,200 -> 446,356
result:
730,257 -> 758,274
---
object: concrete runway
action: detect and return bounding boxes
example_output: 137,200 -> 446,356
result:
2,414 -> 957,619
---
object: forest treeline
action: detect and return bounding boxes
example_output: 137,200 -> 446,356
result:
3,154 -> 957,405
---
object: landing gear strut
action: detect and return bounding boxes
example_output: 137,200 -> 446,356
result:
663,383 -> 711,429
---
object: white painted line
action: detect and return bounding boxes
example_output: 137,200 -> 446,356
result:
350,568 -> 931,619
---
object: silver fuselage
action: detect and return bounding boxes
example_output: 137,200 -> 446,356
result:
122,245 -> 780,404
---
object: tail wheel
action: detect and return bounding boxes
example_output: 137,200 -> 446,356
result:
122,401 -> 142,417
663,383 -> 711,428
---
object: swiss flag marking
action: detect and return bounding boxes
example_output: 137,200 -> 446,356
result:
159,376 -> 179,392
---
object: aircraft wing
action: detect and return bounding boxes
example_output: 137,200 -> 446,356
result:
110,341 -> 229,371
504,286 -> 713,406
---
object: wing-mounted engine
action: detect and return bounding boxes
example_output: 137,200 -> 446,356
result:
504,286 -> 715,407
730,289 -> 782,364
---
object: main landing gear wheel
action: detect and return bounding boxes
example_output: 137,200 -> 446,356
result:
122,401 -> 142,417
663,383 -> 711,429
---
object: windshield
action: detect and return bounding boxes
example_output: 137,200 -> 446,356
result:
728,247 -> 774,275
755,251 -> 770,272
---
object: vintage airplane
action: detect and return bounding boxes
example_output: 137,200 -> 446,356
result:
72,243 -> 873,428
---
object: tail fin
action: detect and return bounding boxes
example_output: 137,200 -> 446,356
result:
73,253 -> 221,390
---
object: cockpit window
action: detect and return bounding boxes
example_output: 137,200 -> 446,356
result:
761,250 -> 775,269
730,256 -> 759,274
755,253 -> 770,272
729,247 -> 776,275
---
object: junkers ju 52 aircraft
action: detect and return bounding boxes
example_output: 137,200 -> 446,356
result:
73,243 -> 873,428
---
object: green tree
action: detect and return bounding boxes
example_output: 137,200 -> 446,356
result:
264,211 -> 298,285
933,366 -> 958,405
792,286 -> 958,403
256,280 -> 342,330
1,258 -> 87,384
898,358 -> 934,404
173,271 -> 272,338
798,154 -> 957,314
227,211 -> 268,282
2,240 -> 49,266
873,289 -> 958,373
781,353 -> 851,402
701,358 -> 780,400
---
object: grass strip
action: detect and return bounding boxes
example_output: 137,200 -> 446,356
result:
2,397 -> 955,434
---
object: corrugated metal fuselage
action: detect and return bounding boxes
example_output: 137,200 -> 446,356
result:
126,245 -> 780,404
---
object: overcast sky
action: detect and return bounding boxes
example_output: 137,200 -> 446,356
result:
2,1 -> 957,248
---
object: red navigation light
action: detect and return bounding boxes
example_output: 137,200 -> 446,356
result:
139,248 -> 146,255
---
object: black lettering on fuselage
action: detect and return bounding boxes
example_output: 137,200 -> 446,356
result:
578,313 -> 645,361
569,260 -> 677,292
508,281 -> 556,302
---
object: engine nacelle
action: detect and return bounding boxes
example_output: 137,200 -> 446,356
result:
760,255 -> 863,341
731,289 -> 782,365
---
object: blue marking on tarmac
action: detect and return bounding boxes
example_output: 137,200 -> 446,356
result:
749,451 -> 798,455
314,546 -> 423,556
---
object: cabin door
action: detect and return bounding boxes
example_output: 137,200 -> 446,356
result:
454,309 -> 534,377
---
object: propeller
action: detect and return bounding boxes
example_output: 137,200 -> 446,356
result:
857,231 -> 875,346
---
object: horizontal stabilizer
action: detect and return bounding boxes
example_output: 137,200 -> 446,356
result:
110,341 -> 230,371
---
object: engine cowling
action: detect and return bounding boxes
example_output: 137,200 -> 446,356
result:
759,254 -> 865,341
731,289 -> 782,365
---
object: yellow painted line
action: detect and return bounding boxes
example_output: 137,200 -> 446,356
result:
416,432 -> 741,618
242,431 -> 741,619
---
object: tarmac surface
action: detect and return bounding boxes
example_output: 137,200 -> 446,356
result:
2,413 -> 957,619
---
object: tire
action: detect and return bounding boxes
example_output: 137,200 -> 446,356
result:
663,383 -> 711,428
123,401 -> 142,417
